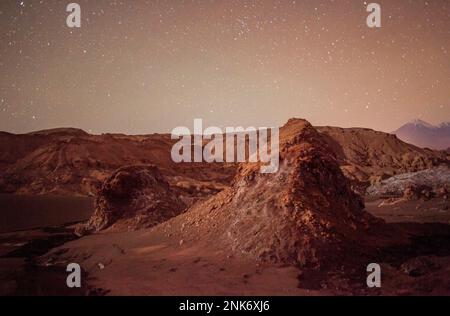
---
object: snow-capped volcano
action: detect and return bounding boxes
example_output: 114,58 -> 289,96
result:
393,119 -> 450,150
407,119 -> 438,129
438,121 -> 450,129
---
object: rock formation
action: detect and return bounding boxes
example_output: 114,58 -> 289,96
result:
317,126 -> 448,192
0,129 -> 235,197
1,125 -> 446,197
158,119 -> 382,269
366,166 -> 450,199
78,165 -> 186,234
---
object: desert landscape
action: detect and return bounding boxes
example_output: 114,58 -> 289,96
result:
0,118 -> 449,296
1,0 -> 450,299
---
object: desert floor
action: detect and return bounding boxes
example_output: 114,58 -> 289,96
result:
1,197 -> 450,296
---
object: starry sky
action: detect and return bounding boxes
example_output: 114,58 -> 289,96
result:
0,0 -> 449,134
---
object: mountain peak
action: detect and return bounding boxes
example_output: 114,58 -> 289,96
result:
406,119 -> 436,129
394,119 -> 450,150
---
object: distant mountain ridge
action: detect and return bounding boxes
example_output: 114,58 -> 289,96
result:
393,119 -> 450,150
0,120 -> 448,196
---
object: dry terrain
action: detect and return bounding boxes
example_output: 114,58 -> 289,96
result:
1,119 -> 449,296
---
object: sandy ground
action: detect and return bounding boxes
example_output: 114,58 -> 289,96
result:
1,197 -> 450,296
44,231 -> 318,296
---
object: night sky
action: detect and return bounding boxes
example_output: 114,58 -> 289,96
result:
1,0 -> 449,134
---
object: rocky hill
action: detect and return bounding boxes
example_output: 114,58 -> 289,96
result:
0,123 -> 447,197
317,126 -> 448,191
153,119 -> 384,270
0,129 -> 235,198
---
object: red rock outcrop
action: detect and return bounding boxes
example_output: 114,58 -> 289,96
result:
0,129 -> 235,198
317,126 -> 448,192
1,125 -> 446,197
157,119 -> 382,269
79,165 -> 186,233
